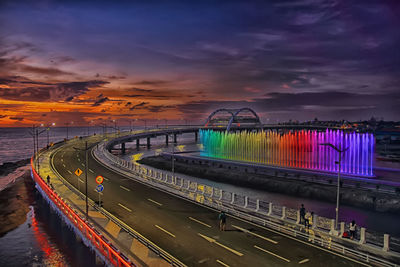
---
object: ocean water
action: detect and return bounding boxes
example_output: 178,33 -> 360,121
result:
0,126 -> 133,165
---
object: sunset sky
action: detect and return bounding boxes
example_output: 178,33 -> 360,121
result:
0,0 -> 399,127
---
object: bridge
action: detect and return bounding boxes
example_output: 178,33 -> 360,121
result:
29,109 -> 400,266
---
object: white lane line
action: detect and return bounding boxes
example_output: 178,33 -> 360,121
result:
61,158 -> 63,162
216,259 -> 230,267
78,178 -> 84,183
76,154 -> 79,158
103,177 -> 109,181
299,258 -> 310,264
81,163 -> 85,167
63,164 -> 66,168
67,170 -> 72,174
198,233 -> 243,256
78,158 -> 81,162
147,198 -> 162,206
155,225 -> 175,238
189,217 -> 212,228
118,203 -> 132,212
120,185 -> 131,192
232,225 -> 277,244
254,245 -> 290,263
89,169 -> 94,173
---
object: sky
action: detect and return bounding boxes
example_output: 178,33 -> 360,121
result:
0,0 -> 399,127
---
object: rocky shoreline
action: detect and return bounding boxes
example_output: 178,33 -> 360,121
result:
139,156 -> 400,214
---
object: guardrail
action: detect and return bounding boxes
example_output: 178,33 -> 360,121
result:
94,142 -> 400,267
30,156 -> 135,267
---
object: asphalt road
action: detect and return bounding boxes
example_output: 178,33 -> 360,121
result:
51,139 -> 364,267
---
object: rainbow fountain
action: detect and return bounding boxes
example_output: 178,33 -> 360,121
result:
199,129 -> 374,176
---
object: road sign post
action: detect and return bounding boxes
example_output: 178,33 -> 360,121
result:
75,168 -> 83,191
95,184 -> 104,207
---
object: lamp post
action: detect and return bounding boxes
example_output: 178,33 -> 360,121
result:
319,143 -> 348,230
73,141 -> 96,220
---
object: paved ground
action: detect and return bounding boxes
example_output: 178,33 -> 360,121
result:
51,139 -> 366,267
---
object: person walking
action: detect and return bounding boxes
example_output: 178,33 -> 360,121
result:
305,211 -> 314,230
218,211 -> 227,231
300,204 -> 306,225
349,220 -> 357,240
47,175 -> 51,184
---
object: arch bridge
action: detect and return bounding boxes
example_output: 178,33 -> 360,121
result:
204,107 -> 262,131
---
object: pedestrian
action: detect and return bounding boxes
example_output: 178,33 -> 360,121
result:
300,204 -> 306,224
305,211 -> 314,230
349,220 -> 357,240
47,175 -> 51,184
218,211 -> 227,231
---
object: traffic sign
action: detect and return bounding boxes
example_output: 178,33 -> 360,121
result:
96,184 -> 104,193
75,168 -> 83,176
95,175 -> 104,184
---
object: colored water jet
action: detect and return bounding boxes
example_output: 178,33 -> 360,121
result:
199,129 -> 374,176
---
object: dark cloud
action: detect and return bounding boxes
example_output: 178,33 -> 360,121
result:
92,97 -> 109,106
129,101 -> 148,110
134,80 -> 170,86
9,116 -> 23,121
20,65 -> 72,76
0,79 -> 109,102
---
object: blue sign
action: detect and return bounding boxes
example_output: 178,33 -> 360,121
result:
96,184 -> 104,193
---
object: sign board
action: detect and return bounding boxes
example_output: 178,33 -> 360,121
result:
96,184 -> 104,193
95,175 -> 104,184
75,168 -> 83,176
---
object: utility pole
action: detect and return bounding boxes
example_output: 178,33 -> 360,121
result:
73,141 -> 95,220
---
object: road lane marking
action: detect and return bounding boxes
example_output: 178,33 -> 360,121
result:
67,170 -> 72,174
63,164 -> 66,168
118,203 -> 132,212
61,158 -> 63,162
232,225 -> 277,244
120,185 -> 131,192
189,217 -> 211,228
78,158 -> 81,162
198,233 -> 243,256
147,198 -> 162,206
89,169 -> 94,173
299,259 -> 309,264
81,163 -> 85,167
216,259 -> 230,267
79,178 -> 84,183
103,177 -> 109,181
155,225 -> 175,238
254,245 -> 290,263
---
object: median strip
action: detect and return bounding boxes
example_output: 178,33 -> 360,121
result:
118,203 -> 132,212
254,245 -> 290,263
120,185 -> 131,192
155,225 -> 175,238
189,217 -> 212,228
232,225 -> 277,244
147,198 -> 162,206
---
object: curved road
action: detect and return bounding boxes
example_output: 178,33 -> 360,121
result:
51,138 -> 364,267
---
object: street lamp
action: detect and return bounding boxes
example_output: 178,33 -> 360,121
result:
73,141 -> 97,220
319,143 -> 348,230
